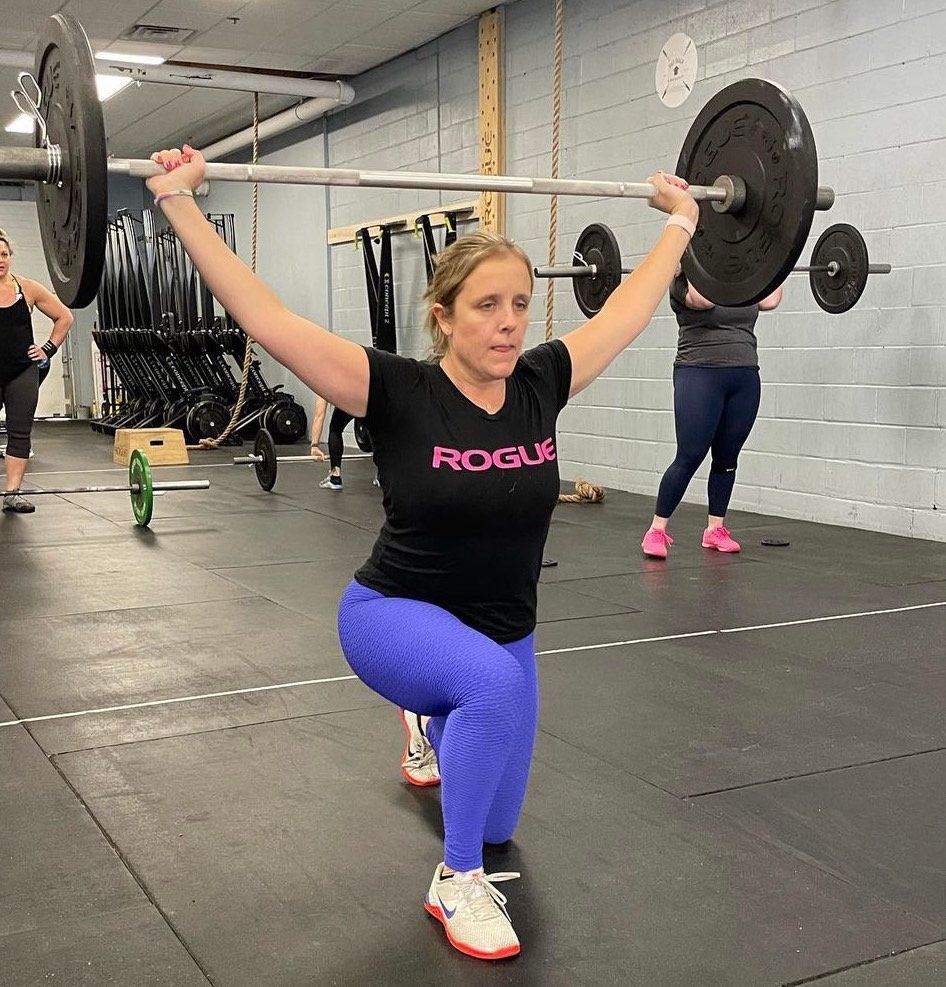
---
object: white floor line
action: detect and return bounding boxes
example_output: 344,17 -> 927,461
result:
1,600 -> 942,730
0,675 -> 358,729
536,629 -> 717,655
717,600 -> 946,634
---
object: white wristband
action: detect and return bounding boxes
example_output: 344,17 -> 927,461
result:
154,188 -> 195,207
665,213 -> 696,239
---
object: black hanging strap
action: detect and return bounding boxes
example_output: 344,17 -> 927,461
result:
357,227 -> 381,343
417,215 -> 437,285
417,212 -> 460,286
375,225 -> 397,354
444,211 -> 458,247
357,225 -> 397,353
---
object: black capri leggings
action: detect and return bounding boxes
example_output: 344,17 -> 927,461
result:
0,364 -> 39,459
655,365 -> 761,520
327,406 -> 354,470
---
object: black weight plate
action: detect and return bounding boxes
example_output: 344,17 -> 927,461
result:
761,538 -> 791,547
254,428 -> 278,491
264,401 -> 308,444
677,78 -> 819,307
809,223 -> 869,314
353,419 -> 373,453
572,223 -> 622,317
35,14 -> 107,309
186,400 -> 227,441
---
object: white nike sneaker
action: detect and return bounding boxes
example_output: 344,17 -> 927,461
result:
399,709 -> 440,787
318,473 -> 343,491
424,863 -> 521,960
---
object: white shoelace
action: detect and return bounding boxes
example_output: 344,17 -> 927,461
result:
456,871 -> 520,923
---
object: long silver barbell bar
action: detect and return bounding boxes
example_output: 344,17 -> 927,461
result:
7,480 -> 211,495
233,453 -> 371,465
2,145 -> 835,210
535,261 -> 893,279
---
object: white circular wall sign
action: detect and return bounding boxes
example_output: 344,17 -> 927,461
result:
656,33 -> 697,108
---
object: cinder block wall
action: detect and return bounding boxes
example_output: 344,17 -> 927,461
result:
216,0 -> 946,540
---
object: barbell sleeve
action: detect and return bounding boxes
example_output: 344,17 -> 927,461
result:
534,264 -> 636,278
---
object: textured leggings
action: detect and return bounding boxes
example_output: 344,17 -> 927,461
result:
655,365 -> 761,519
337,580 -> 538,872
0,364 -> 39,459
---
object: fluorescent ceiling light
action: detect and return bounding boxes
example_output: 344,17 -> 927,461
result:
4,113 -> 34,134
96,74 -> 134,101
97,50 -> 166,65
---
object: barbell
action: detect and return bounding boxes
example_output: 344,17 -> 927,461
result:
234,428 -> 371,491
536,221 -> 891,316
7,14 -> 835,311
7,449 -> 211,525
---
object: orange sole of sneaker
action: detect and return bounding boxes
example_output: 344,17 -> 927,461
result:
424,901 -> 521,960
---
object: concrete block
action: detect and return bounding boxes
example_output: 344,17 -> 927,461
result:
906,427 -> 946,469
748,17 -> 796,64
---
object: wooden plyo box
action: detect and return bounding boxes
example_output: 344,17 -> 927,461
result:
113,428 -> 189,466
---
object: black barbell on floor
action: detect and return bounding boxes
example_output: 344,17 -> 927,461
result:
6,15 -> 834,311
233,428 -> 371,491
536,221 -> 891,315
6,449 -> 210,525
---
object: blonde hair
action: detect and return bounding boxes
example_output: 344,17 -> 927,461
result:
423,231 -> 533,361
0,229 -> 12,254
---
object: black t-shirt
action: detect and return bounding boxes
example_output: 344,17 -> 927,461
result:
355,339 -> 572,642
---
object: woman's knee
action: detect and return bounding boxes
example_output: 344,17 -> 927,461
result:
4,432 -> 31,459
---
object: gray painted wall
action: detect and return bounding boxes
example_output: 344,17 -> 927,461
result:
70,0 -> 944,539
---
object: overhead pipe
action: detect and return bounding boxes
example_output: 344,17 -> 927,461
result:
96,60 -> 351,100
200,87 -> 355,162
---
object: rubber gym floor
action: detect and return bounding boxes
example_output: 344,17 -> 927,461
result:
1,420 -> 943,986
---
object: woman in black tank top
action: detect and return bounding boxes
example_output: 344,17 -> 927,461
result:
0,229 -> 74,513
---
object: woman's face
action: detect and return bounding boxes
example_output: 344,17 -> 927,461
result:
435,252 -> 532,382
0,242 -> 12,280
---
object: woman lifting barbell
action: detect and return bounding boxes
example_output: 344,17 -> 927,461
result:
148,143 -> 698,962
640,269 -> 783,559
0,229 -> 74,514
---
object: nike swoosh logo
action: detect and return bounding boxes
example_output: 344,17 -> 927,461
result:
438,896 -> 457,919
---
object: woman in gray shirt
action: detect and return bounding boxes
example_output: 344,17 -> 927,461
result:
641,272 -> 782,558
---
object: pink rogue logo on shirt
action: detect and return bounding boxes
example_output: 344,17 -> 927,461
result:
432,438 -> 557,471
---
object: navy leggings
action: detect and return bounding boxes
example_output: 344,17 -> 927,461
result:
337,580 -> 538,872
655,365 -> 761,519
327,407 -> 353,470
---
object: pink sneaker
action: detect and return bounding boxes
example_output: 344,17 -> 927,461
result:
641,528 -> 673,559
702,526 -> 741,553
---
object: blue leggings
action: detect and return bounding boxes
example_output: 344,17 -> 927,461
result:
655,365 -> 761,520
337,580 -> 538,872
